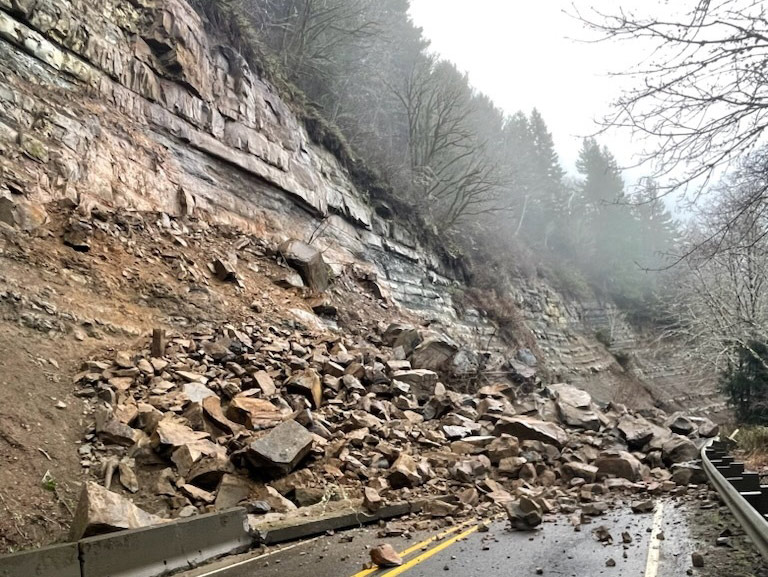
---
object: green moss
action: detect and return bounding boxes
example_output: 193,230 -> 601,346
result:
19,133 -> 49,164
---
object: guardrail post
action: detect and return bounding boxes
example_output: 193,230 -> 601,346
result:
702,438 -> 768,561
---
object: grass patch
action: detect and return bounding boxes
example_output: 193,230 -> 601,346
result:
733,426 -> 768,453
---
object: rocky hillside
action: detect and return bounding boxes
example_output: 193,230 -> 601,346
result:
0,0 -> 721,408
0,0 -> 725,551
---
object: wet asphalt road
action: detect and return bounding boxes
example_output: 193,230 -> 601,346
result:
181,500 -> 700,577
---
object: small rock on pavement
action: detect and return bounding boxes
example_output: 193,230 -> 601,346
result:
606,558 -> 616,567
692,552 -> 704,567
506,496 -> 542,531
631,499 -> 655,514
370,543 -> 403,567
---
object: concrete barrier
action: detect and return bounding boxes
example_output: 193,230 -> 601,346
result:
78,508 -> 250,577
0,542 -> 80,577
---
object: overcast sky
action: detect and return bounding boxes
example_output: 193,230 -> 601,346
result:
408,0 -> 648,179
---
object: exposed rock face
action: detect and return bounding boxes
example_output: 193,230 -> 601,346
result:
0,0 -> 721,416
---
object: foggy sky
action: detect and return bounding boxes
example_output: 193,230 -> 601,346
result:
408,0 -> 652,181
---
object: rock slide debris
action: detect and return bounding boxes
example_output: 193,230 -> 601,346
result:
70,317 -> 717,538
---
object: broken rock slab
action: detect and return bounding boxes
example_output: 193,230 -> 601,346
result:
286,368 -> 323,408
150,418 -> 211,455
665,413 -> 696,436
215,474 -> 252,510
493,416 -> 568,449
279,239 -> 329,292
363,487 -> 384,512
69,482 -> 164,540
387,453 -> 424,489
557,402 -> 601,432
617,415 -> 656,449
226,396 -> 284,430
548,383 -> 592,408
245,420 -> 314,477
382,323 -> 422,355
409,332 -> 459,371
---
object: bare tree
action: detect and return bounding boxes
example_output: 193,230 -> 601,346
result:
577,0 -> 768,258
244,0 -> 381,82
662,173 -> 768,372
391,58 -> 510,229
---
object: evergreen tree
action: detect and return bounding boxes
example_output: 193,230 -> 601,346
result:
528,109 -> 566,248
721,341 -> 768,424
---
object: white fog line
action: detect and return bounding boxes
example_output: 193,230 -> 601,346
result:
194,535 -> 323,577
644,501 -> 666,577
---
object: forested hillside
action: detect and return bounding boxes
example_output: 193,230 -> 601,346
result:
197,0 -> 679,308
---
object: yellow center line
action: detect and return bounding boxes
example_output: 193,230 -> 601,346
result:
351,513 -> 503,577
644,501 -> 665,577
350,518 -> 477,577
376,524 -> 481,577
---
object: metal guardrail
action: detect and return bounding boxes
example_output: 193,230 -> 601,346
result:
701,438 -> 768,560
0,508 -> 250,577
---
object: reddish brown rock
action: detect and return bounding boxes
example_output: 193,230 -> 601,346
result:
226,396 -> 284,430
370,543 -> 403,567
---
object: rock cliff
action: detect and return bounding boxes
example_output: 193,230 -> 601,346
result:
0,0 -> 718,411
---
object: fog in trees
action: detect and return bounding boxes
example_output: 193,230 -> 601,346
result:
206,0 -> 768,421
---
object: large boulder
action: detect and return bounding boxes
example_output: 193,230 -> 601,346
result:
671,463 -> 707,485
69,482 -> 163,540
506,497 -> 542,531
696,418 -> 719,438
382,323 -> 422,354
245,420 -> 314,477
548,384 -> 591,408
665,413 -> 697,436
493,416 -> 568,449
409,332 -> 459,371
562,461 -> 599,483
595,450 -> 644,481
558,403 -> 601,431
387,453 -> 424,488
617,415 -> 656,449
279,239 -> 329,292
662,435 -> 699,465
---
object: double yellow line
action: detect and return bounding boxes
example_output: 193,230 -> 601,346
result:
352,515 -> 502,577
